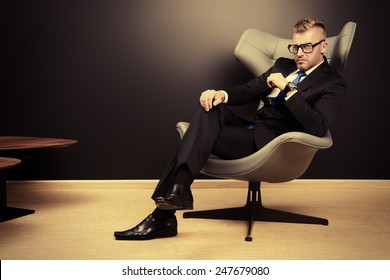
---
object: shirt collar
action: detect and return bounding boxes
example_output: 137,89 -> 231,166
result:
295,59 -> 324,76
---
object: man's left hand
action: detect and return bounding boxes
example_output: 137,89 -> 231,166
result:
266,73 -> 287,90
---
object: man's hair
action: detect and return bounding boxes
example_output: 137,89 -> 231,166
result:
293,17 -> 326,36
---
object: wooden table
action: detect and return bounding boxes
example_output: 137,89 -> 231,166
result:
0,157 -> 26,222
0,136 -> 78,222
0,136 -> 78,151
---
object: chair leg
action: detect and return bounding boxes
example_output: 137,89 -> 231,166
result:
183,181 -> 328,241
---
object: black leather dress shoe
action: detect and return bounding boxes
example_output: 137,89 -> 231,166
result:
155,184 -> 193,210
114,214 -> 177,240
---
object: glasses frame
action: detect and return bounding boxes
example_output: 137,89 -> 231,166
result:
288,39 -> 325,54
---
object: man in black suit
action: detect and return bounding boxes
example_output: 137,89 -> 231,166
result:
114,17 -> 347,240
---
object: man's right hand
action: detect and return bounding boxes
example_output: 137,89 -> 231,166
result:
199,90 -> 225,112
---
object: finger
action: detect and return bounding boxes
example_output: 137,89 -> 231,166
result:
200,92 -> 209,110
266,77 -> 273,88
201,96 -> 211,111
200,100 -> 206,110
200,98 -> 207,111
207,96 -> 213,111
213,96 -> 222,106
199,95 -> 204,107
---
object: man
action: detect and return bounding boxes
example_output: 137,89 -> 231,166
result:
114,17 -> 347,240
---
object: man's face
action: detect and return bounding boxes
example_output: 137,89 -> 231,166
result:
292,27 -> 327,71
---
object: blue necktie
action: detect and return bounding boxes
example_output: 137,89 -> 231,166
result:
248,70 -> 306,129
271,70 -> 306,106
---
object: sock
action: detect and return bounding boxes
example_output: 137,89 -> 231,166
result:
151,207 -> 176,220
175,164 -> 194,188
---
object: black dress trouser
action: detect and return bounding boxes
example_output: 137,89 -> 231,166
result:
151,104 -> 266,200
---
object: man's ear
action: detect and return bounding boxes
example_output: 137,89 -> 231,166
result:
321,41 -> 328,54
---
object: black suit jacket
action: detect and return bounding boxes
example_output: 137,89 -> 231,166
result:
223,56 -> 347,147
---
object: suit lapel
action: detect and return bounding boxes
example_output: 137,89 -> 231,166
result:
297,59 -> 330,92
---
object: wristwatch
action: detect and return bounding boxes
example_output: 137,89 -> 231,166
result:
284,82 -> 298,93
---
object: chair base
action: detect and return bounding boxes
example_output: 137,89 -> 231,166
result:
0,207 -> 35,222
183,182 -> 328,241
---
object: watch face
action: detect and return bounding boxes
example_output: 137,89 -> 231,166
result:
288,82 -> 297,89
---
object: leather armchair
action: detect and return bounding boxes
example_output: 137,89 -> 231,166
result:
177,21 -> 357,241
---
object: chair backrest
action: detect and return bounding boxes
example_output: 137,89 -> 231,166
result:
234,21 -> 357,76
196,22 -> 356,183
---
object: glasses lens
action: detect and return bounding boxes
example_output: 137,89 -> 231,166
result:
288,43 -> 316,54
288,45 -> 297,54
301,43 -> 313,53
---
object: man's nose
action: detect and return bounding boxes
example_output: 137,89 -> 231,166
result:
296,46 -> 305,55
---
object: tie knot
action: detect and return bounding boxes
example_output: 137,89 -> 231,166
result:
297,70 -> 306,78
292,70 -> 307,85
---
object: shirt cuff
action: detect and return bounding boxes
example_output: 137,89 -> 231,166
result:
284,90 -> 298,101
221,90 -> 228,103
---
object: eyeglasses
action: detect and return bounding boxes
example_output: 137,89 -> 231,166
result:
288,39 -> 325,54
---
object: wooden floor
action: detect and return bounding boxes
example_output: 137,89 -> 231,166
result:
0,179 -> 389,260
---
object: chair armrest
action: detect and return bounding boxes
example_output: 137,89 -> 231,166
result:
177,121 -> 332,149
176,121 -> 333,182
269,130 -> 332,149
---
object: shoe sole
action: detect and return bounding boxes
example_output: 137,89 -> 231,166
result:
114,228 -> 178,240
155,200 -> 193,210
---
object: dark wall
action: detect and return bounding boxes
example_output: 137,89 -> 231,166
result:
3,0 -> 389,180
